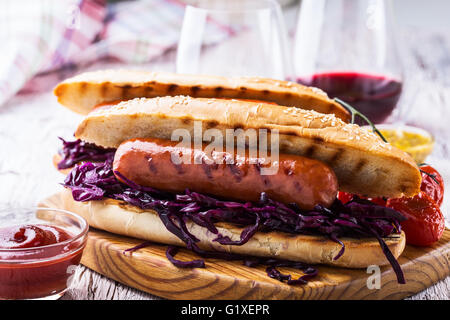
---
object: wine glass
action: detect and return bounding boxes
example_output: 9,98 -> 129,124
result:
176,0 -> 292,80
293,0 -> 403,124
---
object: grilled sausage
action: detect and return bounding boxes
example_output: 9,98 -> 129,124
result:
113,138 -> 339,210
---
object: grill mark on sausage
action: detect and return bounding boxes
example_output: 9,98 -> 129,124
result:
172,162 -> 184,174
201,163 -> 213,179
168,150 -> 185,174
228,164 -> 242,182
294,181 -> 303,192
255,161 -> 261,173
283,164 -> 294,176
262,89 -> 270,95
202,160 -> 219,180
145,155 -> 157,174
262,176 -> 271,186
254,160 -> 272,187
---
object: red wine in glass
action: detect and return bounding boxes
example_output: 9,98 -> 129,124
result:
297,71 -> 403,124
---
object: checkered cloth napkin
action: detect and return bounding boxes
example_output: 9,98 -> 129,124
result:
0,0 -> 194,106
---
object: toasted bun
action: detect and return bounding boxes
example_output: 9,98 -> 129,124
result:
60,188 -> 405,268
53,69 -> 350,121
74,96 -> 421,198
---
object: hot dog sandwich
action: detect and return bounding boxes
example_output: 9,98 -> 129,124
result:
53,71 -> 422,284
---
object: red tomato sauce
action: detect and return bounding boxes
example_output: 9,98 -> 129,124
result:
0,224 -> 83,300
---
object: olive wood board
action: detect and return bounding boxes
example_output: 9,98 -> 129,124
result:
40,192 -> 450,300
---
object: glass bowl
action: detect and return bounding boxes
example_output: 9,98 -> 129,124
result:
0,207 -> 88,300
363,124 -> 435,164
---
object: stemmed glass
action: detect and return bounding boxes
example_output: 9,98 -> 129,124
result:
293,0 -> 403,124
176,0 -> 292,80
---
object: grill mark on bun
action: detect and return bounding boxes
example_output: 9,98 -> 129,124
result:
329,148 -> 344,165
354,159 -> 367,172
190,86 -> 200,96
206,120 -> 219,128
113,84 -> 125,97
144,85 -> 154,95
280,131 -> 299,137
399,184 -> 411,193
313,136 -> 325,144
79,82 -> 87,93
215,86 -> 224,94
122,84 -> 132,98
181,117 -> 193,124
100,83 -> 109,97
304,145 -> 316,157
167,84 -> 178,93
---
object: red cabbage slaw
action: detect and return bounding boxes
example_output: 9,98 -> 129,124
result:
59,139 -> 406,284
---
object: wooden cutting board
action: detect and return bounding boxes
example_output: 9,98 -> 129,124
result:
40,193 -> 450,300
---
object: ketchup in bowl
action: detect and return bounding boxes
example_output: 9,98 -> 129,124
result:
0,208 -> 88,300
0,224 -> 72,249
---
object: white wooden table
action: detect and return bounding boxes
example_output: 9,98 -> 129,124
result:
0,26 -> 449,300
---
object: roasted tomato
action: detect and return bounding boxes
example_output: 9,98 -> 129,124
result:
387,191 -> 445,246
420,165 -> 444,207
337,191 -> 386,206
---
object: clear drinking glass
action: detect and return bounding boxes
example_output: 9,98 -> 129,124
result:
176,0 -> 292,80
293,0 -> 403,124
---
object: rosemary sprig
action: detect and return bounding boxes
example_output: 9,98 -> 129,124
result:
334,100 -> 440,185
418,163 -> 440,185
334,98 -> 388,143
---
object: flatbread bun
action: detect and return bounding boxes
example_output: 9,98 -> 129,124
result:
60,188 -> 406,268
53,69 -> 350,121
74,96 -> 421,198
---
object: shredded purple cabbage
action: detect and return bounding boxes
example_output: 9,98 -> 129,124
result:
60,139 -> 406,284
57,138 -> 116,169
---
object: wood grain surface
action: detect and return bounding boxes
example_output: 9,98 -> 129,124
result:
40,192 -> 450,300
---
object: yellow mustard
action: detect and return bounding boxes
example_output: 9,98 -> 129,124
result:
378,126 -> 434,164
